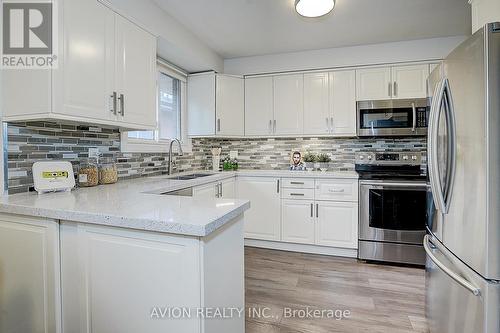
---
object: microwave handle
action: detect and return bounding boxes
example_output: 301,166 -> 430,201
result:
412,102 -> 416,132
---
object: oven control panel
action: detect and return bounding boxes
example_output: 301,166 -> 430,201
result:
355,152 -> 422,165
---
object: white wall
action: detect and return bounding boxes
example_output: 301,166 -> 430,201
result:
105,0 -> 223,73
223,36 -> 467,75
470,0 -> 500,33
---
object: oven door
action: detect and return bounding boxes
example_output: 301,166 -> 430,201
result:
357,99 -> 428,137
359,180 -> 428,245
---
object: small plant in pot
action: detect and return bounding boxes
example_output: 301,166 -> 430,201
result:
317,153 -> 332,171
302,153 -> 317,171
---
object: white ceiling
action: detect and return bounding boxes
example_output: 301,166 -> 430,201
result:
152,0 -> 471,59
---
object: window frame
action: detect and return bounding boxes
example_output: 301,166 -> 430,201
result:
120,60 -> 191,153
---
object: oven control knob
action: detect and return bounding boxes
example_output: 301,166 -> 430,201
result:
359,155 -> 364,160
367,155 -> 372,160
411,155 -> 418,161
402,155 -> 409,160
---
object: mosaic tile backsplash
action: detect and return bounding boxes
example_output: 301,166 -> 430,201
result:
6,121 -> 427,193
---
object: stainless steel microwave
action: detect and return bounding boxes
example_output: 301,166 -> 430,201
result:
357,98 -> 429,137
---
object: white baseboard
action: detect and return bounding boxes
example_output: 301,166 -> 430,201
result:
244,239 -> 358,258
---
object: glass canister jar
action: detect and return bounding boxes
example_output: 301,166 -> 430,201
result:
99,157 -> 118,185
78,158 -> 99,187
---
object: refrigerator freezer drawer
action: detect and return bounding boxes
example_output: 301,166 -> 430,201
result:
425,236 -> 500,333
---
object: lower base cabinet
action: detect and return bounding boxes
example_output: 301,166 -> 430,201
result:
237,177 -> 281,241
281,200 -> 315,244
315,201 -> 358,249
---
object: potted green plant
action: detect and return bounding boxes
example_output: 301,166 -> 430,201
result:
302,152 -> 317,170
317,153 -> 331,171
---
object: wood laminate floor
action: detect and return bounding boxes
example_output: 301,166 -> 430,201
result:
245,247 -> 428,333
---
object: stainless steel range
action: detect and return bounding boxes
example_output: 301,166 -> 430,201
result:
356,151 -> 427,265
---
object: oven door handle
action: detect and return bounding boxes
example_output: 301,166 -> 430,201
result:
360,181 -> 428,188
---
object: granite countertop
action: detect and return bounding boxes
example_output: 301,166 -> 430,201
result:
0,169 -> 358,237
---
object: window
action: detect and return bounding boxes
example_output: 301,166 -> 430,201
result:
121,61 -> 189,152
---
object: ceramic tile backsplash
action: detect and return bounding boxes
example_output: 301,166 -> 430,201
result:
6,121 -> 426,194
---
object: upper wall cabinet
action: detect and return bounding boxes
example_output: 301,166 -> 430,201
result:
303,71 -> 356,136
245,76 -> 274,136
273,74 -> 304,135
2,0 -> 157,130
356,64 -> 429,101
187,73 -> 244,137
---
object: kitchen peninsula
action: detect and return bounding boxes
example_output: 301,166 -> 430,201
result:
0,172 -> 249,333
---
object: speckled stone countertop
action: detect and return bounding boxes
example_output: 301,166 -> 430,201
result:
0,169 -> 358,237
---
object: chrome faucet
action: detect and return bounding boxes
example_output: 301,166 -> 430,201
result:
168,139 -> 183,175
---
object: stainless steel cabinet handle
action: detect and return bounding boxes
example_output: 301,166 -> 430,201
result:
110,92 -> 117,115
217,119 -> 221,132
118,93 -> 124,116
215,184 -> 219,198
325,117 -> 329,132
328,188 -> 345,193
388,82 -> 392,97
277,179 -> 280,193
411,102 -> 416,132
316,203 -> 318,218
273,120 -> 276,133
393,81 -> 398,97
330,117 -> 334,133
423,235 -> 480,296
290,181 -> 304,185
269,120 -> 272,134
289,193 -> 305,196
310,203 -> 313,217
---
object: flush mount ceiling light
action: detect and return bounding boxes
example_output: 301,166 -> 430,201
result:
295,0 -> 335,18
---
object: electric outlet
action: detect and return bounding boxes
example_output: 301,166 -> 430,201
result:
88,148 -> 100,159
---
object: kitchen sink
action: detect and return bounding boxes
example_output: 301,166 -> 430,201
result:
168,173 -> 215,181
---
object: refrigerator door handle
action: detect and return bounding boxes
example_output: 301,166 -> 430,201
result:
424,235 -> 481,296
428,79 -> 447,213
441,81 -> 457,214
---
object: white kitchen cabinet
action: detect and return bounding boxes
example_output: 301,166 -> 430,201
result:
115,15 -> 157,127
187,73 -> 244,137
245,76 -> 274,136
281,200 -> 315,244
217,75 -> 245,136
303,73 -> 330,134
356,67 -> 392,100
0,215 -> 61,333
2,0 -> 157,130
193,181 -> 219,199
391,65 -> 429,99
356,65 -> 429,101
315,201 -> 358,249
237,177 -> 281,241
329,70 -> 356,136
221,178 -> 236,198
273,74 -> 304,135
470,0 -> 500,33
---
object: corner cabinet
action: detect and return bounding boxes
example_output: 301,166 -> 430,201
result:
237,177 -> 281,241
356,64 -> 429,101
187,73 -> 244,137
2,0 -> 157,130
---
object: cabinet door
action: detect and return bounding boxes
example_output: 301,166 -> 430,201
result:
356,67 -> 392,101
216,76 -> 244,136
221,179 -> 236,198
303,73 -> 330,135
193,182 -> 218,199
237,177 -> 281,241
245,76 -> 274,136
316,201 -> 358,249
188,73 -> 216,136
60,222 -> 201,333
55,0 -> 115,121
392,65 -> 429,99
0,215 -> 61,333
330,70 -> 356,136
282,200 -> 315,244
273,74 -> 304,135
115,15 -> 157,128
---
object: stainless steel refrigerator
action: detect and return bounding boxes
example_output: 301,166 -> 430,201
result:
425,22 -> 500,333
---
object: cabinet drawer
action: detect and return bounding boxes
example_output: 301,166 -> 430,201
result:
281,188 -> 314,200
315,179 -> 358,202
281,178 -> 315,189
